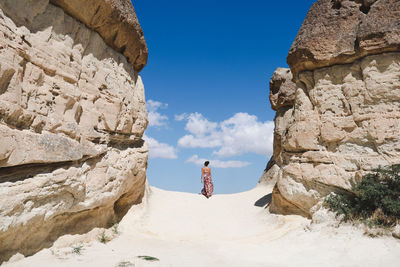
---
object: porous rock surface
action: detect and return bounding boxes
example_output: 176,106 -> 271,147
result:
288,0 -> 400,78
268,0 -> 400,217
269,68 -> 297,111
49,0 -> 148,72
0,0 -> 148,262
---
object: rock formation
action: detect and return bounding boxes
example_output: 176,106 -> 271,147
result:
287,0 -> 400,78
267,0 -> 400,217
0,0 -> 148,262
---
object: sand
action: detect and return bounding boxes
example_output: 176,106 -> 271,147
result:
4,184 -> 400,267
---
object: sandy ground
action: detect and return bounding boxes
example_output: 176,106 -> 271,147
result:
4,184 -> 400,267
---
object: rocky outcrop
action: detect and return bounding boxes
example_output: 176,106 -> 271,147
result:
288,0 -> 400,78
49,0 -> 148,72
0,0 -> 148,262
259,68 -> 296,187
268,0 -> 400,217
269,68 -> 297,111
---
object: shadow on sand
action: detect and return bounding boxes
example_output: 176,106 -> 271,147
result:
254,193 -> 272,208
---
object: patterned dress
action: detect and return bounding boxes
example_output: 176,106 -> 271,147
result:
201,171 -> 213,198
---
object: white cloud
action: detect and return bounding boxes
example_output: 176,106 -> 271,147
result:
147,99 -> 168,111
177,134 -> 222,148
185,112 -> 218,136
174,113 -> 187,121
147,100 -> 168,127
177,112 -> 274,157
187,155 -> 250,168
144,135 -> 178,159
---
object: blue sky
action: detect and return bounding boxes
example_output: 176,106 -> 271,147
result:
132,0 -> 316,194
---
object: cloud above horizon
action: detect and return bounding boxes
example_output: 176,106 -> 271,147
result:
144,135 -> 178,159
147,99 -> 168,127
186,154 -> 250,168
145,101 -> 273,163
176,112 -> 274,158
145,100 -> 178,159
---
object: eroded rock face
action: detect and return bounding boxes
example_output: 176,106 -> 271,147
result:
288,0 -> 400,78
49,0 -> 148,72
268,0 -> 400,217
259,68 -> 296,188
271,53 -> 400,217
0,0 -> 148,261
273,53 -> 400,218
269,68 -> 297,111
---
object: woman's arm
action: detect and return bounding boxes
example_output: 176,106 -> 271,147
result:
201,168 -> 204,183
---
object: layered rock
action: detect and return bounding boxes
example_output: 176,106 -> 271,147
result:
49,0 -> 148,72
268,0 -> 400,217
259,68 -> 296,187
0,0 -> 148,262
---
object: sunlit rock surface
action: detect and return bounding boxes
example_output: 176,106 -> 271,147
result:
0,0 -> 148,262
268,0 -> 400,217
288,0 -> 400,78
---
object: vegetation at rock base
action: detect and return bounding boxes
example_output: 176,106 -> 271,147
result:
116,261 -> 134,267
71,244 -> 84,255
98,231 -> 109,244
136,255 -> 159,262
326,164 -> 400,227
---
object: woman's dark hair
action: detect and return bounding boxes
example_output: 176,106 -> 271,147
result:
204,161 -> 209,166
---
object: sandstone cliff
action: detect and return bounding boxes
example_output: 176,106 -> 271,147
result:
267,0 -> 400,217
0,0 -> 148,261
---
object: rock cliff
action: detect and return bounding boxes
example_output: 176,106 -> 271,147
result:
0,0 -> 148,261
267,0 -> 400,217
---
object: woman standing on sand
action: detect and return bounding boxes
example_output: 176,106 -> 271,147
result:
201,161 -> 213,198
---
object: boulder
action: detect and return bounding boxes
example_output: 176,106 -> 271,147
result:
269,68 -> 297,111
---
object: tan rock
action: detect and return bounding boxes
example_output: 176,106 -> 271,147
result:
288,0 -> 400,78
282,88 -> 320,152
258,161 -> 279,186
393,224 -> 400,239
0,0 -> 148,72
272,107 -> 294,165
269,184 -> 310,218
0,0 -> 148,262
269,68 -> 297,111
268,0 -> 400,217
270,53 -> 400,217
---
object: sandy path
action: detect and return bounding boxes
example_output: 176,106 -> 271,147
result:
4,184 -> 400,267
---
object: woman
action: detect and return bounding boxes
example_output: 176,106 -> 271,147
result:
201,161 -> 213,198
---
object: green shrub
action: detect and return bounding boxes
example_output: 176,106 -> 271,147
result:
136,255 -> 159,262
98,231 -> 109,244
326,164 -> 400,226
116,261 -> 134,267
71,244 -> 84,255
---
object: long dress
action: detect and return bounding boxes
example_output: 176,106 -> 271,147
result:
201,171 -> 213,198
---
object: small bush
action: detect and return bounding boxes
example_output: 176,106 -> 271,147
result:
98,231 -> 109,244
136,255 -> 159,262
71,244 -> 84,255
116,261 -> 134,267
326,164 -> 400,227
